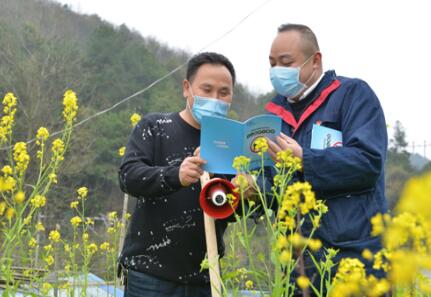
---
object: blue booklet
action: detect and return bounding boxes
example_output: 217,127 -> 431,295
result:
200,114 -> 282,174
310,124 -> 343,149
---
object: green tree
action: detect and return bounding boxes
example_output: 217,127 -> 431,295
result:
385,121 -> 415,209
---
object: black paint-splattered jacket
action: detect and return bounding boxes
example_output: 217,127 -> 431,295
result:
118,112 -> 229,285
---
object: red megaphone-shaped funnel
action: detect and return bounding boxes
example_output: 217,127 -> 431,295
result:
200,178 -> 239,219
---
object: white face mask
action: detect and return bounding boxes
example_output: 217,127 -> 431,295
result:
269,54 -> 315,100
186,85 -> 230,124
187,95 -> 230,124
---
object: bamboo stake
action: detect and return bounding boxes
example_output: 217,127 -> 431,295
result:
200,171 -> 222,297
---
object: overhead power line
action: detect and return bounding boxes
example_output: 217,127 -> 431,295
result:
0,0 -> 272,150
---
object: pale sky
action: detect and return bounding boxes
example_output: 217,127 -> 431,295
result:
55,0 -> 431,153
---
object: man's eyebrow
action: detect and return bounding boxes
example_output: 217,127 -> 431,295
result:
278,54 -> 293,60
199,83 -> 212,88
269,53 -> 292,60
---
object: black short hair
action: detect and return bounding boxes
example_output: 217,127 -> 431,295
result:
277,23 -> 320,56
186,52 -> 236,85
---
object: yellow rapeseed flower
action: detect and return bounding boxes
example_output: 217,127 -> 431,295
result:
311,215 -> 321,228
41,282 -> 52,294
232,156 -> 250,172
276,149 -> 302,171
373,249 -> 390,272
0,201 -> 6,216
397,171 -> 431,220
70,201 -> 79,209
233,174 -> 248,191
226,193 -> 237,206
0,93 -> 17,143
51,138 -> 65,161
118,146 -> 126,156
63,90 -> 78,123
13,142 -> 30,175
279,250 -> 292,265
279,181 -> 319,218
44,255 -> 54,266
48,173 -> 57,184
289,233 -> 305,249
334,258 -> 366,282
371,213 -> 385,237
23,215 -> 32,225
36,221 -> 45,232
108,211 -> 118,221
1,165 -> 12,175
276,235 -> 288,251
366,276 -> 391,297
361,249 -> 374,261
87,243 -> 98,254
44,244 -> 53,252
280,215 -> 295,231
2,92 -> 17,111
49,230 -> 61,242
23,270 -> 32,278
70,216 -> 82,227
296,276 -> 310,289
315,200 -> 328,214
6,207 -> 15,219
77,186 -> 88,199
308,239 -> 322,252
30,195 -> 46,208
36,127 -> 50,141
388,250 -> 420,285
0,176 -> 16,192
100,242 -> 110,251
14,191 -> 25,204
245,280 -> 254,290
28,238 -> 37,247
130,113 -> 141,127
252,137 -> 268,155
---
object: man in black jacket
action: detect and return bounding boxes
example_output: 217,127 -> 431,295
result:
118,52 -> 236,297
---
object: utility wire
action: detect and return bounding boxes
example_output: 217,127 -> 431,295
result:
0,0 -> 272,150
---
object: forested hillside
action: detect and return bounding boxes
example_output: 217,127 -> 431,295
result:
0,0 -> 271,224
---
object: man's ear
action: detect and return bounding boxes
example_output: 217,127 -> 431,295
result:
313,52 -> 322,70
183,79 -> 190,98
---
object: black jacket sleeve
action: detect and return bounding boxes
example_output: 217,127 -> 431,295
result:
118,118 -> 182,198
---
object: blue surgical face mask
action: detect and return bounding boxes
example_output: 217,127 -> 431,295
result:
188,95 -> 230,124
270,54 -> 314,99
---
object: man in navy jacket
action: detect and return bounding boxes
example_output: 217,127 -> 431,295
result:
262,23 -> 388,287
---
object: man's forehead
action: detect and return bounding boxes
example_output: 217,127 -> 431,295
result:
273,31 -> 301,47
270,32 -> 303,58
193,65 -> 233,85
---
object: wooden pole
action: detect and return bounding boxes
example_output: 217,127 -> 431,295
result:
200,172 -> 222,297
117,193 -> 129,287
118,193 -> 129,254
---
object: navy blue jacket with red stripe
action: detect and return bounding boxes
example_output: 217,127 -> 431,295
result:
265,70 -> 388,276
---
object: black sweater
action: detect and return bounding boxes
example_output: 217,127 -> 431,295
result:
118,112 -> 228,285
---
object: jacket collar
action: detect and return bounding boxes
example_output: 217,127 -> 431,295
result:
265,70 -> 340,135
